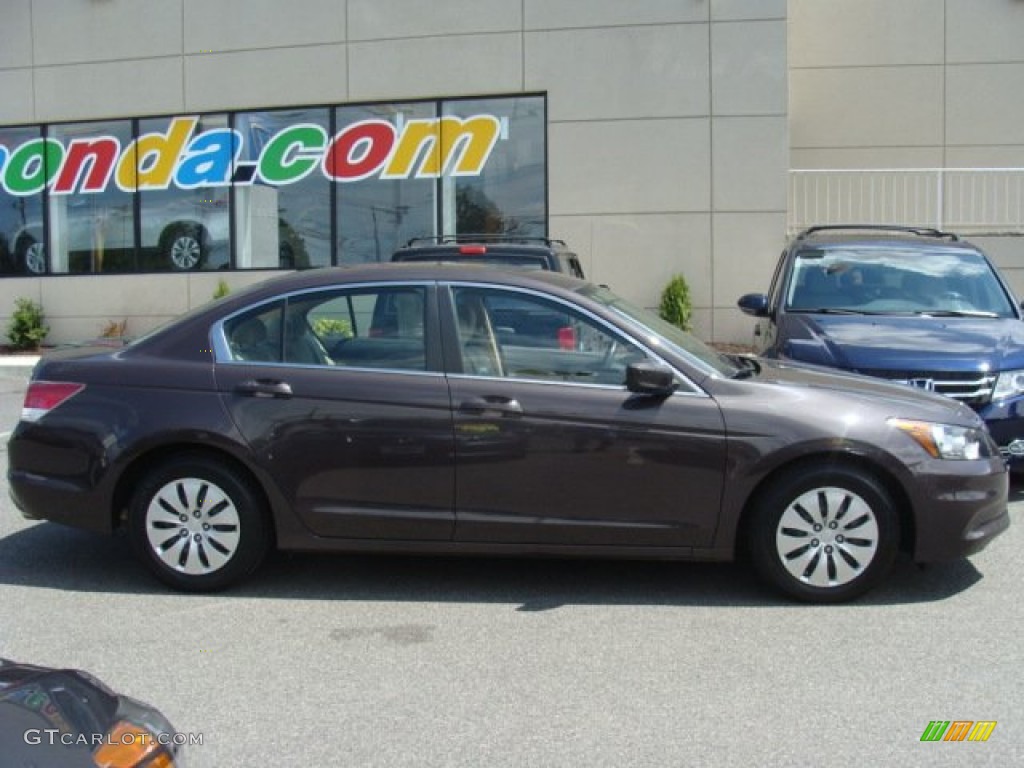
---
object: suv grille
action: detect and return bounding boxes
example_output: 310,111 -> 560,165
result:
857,369 -> 996,405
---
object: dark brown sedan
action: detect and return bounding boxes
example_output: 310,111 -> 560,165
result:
7,264 -> 1010,602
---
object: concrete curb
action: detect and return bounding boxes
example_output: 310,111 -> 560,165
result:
0,356 -> 40,374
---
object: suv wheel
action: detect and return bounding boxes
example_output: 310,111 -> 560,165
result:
749,464 -> 898,603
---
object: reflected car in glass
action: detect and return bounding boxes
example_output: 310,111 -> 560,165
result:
738,225 -> 1024,469
8,264 -> 1010,602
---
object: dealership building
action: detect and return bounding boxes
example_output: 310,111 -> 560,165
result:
1,0 -> 1023,345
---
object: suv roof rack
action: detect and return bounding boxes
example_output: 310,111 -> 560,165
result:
402,234 -> 568,249
797,225 -> 960,242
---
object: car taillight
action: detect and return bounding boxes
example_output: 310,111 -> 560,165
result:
22,381 -> 85,422
459,245 -> 487,255
557,326 -> 576,350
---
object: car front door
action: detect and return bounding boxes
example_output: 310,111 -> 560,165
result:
444,284 -> 727,548
214,283 -> 455,540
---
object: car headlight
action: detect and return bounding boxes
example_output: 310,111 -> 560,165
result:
993,368 -> 1024,401
889,418 -> 986,460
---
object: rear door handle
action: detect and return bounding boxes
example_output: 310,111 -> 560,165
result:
234,379 -> 293,398
458,396 -> 523,415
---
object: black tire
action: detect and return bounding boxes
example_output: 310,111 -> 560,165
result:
748,463 -> 899,603
161,223 -> 205,270
128,454 -> 270,591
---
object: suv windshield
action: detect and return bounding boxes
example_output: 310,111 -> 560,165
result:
582,285 -> 740,377
786,246 -> 1017,317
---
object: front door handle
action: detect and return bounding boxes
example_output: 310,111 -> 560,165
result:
234,379 -> 293,398
458,396 -> 523,415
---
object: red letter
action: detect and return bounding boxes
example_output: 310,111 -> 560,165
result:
323,120 -> 395,182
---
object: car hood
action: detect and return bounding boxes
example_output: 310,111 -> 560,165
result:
779,314 -> 1024,372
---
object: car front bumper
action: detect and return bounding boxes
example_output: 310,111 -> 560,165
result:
911,456 -> 1010,562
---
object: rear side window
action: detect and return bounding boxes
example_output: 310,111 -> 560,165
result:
223,287 -> 427,371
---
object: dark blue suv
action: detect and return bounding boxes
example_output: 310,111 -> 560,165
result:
738,225 -> 1024,467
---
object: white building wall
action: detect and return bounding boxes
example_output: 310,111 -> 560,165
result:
789,0 -> 1024,296
0,0 -> 789,345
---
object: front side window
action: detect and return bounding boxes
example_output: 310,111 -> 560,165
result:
452,287 -> 645,386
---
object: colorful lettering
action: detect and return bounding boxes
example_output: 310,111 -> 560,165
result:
4,138 -> 63,196
53,137 -> 121,195
259,124 -> 327,184
117,116 -> 198,191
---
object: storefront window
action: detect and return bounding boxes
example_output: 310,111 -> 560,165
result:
0,127 -> 46,275
137,114 -> 232,272
443,95 -> 546,238
0,93 -> 546,276
46,121 -> 134,273
235,108 -> 330,269
334,102 -> 437,264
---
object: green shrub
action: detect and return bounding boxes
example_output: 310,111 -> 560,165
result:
311,317 -> 352,339
659,274 -> 692,332
7,298 -> 49,351
213,279 -> 231,300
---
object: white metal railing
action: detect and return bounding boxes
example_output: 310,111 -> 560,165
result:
789,168 -> 1024,235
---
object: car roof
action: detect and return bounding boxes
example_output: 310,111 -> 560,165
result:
792,226 -> 982,252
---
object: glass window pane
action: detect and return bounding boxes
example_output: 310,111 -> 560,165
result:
443,96 -> 546,238
453,287 -> 644,385
335,102 -> 437,264
235,108 -> 331,269
0,126 -> 46,275
138,115 -> 231,272
48,120 -> 134,273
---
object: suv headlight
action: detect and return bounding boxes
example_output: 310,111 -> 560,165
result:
993,368 -> 1024,401
889,418 -> 986,460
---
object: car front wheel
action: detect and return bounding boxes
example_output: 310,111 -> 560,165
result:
129,455 -> 270,591
749,464 -> 898,603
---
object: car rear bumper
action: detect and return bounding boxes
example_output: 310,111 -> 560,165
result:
912,459 -> 1010,562
8,468 -> 113,534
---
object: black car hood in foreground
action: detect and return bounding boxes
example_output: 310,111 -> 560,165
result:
778,313 -> 1024,373
0,658 -> 181,767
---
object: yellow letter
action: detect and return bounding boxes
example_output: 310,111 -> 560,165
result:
116,117 -> 198,191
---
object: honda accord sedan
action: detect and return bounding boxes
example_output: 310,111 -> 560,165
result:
8,264 -> 1010,602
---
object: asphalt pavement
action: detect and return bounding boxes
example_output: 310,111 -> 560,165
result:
0,367 -> 1020,767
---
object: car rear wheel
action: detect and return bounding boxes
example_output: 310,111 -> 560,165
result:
129,455 -> 270,591
749,464 -> 898,603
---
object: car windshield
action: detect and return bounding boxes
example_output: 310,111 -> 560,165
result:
785,245 -> 1017,317
581,285 -> 741,377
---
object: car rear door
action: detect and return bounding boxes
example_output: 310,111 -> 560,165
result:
214,282 -> 456,541
443,284 -> 727,548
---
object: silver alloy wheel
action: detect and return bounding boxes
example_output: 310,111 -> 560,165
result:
144,477 -> 241,575
24,242 -> 45,274
774,486 -> 880,589
169,234 -> 202,269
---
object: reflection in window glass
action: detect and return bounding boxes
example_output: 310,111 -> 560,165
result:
335,103 -> 437,264
443,96 -> 545,238
0,127 -> 46,275
138,115 -> 231,272
47,121 -> 135,273
235,108 -> 331,269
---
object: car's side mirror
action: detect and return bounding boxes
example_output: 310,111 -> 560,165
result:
626,361 -> 678,396
737,293 -> 770,317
